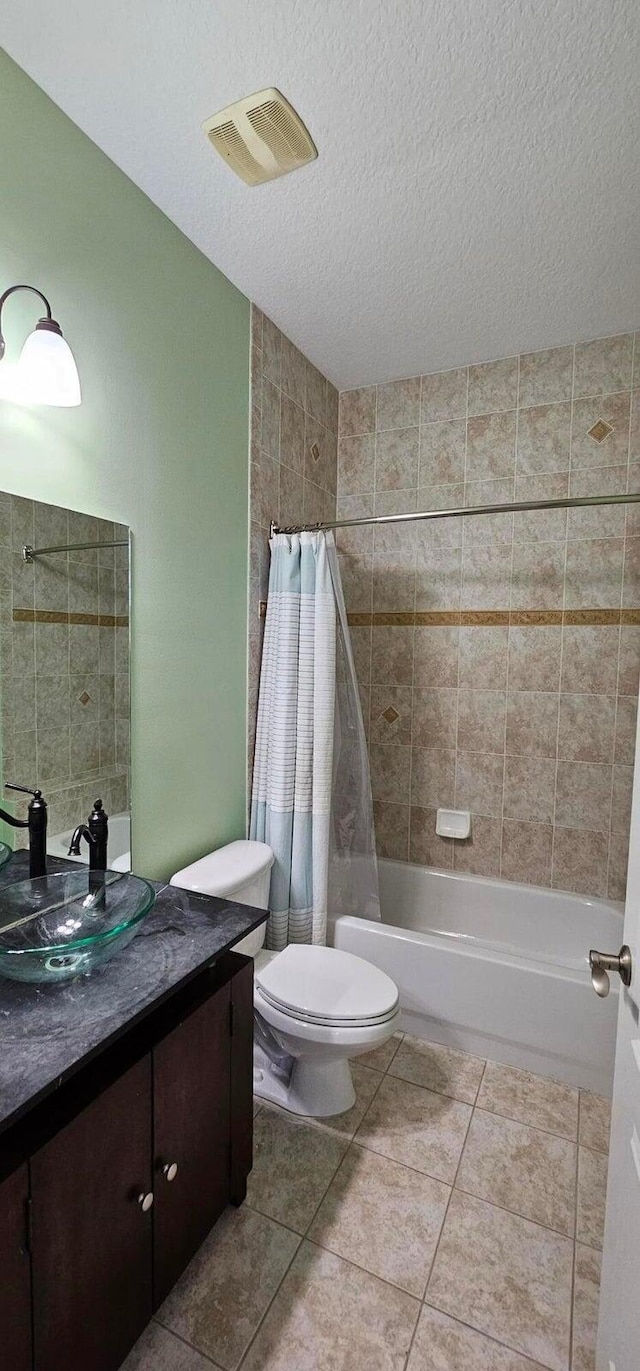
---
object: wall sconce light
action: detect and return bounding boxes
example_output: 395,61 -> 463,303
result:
0,284 -> 81,406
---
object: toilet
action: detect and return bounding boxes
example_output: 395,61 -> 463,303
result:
170,840 -> 400,1117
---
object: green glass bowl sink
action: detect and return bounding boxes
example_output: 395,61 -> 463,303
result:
0,870 -> 156,983
0,843 -> 12,870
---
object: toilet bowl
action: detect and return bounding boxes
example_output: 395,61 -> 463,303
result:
170,841 -> 400,1117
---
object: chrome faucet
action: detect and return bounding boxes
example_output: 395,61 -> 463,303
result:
68,798 -> 109,873
0,783 -> 48,878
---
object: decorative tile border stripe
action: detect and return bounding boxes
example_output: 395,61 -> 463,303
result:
346,608 -> 640,627
13,609 -> 130,628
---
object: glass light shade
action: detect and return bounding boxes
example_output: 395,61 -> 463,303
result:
17,326 -> 81,406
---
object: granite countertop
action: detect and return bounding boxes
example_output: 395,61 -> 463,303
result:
0,851 -> 266,1138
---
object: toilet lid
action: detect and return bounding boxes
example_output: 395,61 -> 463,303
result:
255,944 -> 399,1025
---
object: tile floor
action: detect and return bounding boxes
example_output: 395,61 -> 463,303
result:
121,1034 -> 611,1371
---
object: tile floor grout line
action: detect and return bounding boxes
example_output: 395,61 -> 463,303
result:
419,1296 -> 553,1371
417,1059 -> 485,1305
234,1224 -> 304,1371
151,1317 -> 226,1369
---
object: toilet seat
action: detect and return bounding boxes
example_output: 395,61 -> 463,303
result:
255,944 -> 399,1028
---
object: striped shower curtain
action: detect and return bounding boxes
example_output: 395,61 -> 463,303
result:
250,532 -> 337,949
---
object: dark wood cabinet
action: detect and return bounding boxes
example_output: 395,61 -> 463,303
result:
0,1163 -> 32,1371
152,981 -> 231,1305
31,1056 -> 153,1371
1,950 -> 254,1371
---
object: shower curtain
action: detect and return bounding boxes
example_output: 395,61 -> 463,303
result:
250,530 -> 379,951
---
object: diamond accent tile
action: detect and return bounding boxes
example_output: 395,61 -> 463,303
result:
587,419 -> 614,443
382,705 -> 400,724
310,441 -> 321,462
78,691 -> 91,705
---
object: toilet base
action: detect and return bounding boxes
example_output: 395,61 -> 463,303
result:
253,1043 -> 356,1117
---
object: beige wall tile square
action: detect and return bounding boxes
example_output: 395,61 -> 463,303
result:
414,625 -> 459,687
261,379 -> 281,458
503,755 -> 556,823
615,693 -> 637,764
459,626 -> 509,689
304,415 -> 337,494
369,742 -> 411,802
157,1206 -> 300,1370
456,1108 -> 576,1234
309,1145 -> 449,1297
371,626 -> 414,684
415,543 -> 462,610
477,1061 -> 578,1138
356,1074 -> 472,1183
570,392 -> 631,469
560,626 -> 620,695
303,478 -> 335,526
511,540 -> 565,609
419,419 -> 466,487
411,747 -> 456,808
557,694 -> 616,763
455,751 -> 504,817
280,335 -> 308,409
389,1035 -> 485,1103
374,487 -> 419,516
373,801 -> 410,861
611,763 -> 633,834
421,367 -> 468,422
261,316 -> 282,386
338,433 -> 375,494
515,472 -> 569,541
457,690 -> 506,753
426,1191 -> 573,1370
413,688 -> 457,749
501,820 -> 553,886
464,480 -> 514,546
305,359 -> 327,425
576,1146 -> 608,1250
468,357 -> 518,416
568,465 -> 627,540
555,761 -> 612,831
453,815 -> 502,878
242,1241 -> 419,1371
370,685 -> 413,745
579,1092 -> 611,1154
622,534 -> 640,608
508,626 -> 562,692
564,536 -> 624,609
377,376 -> 421,431
410,806 -> 455,867
552,827 -> 609,898
518,346 -> 574,408
571,1243 -> 602,1371
516,402 -> 572,476
408,1305 -> 540,1371
278,463 -> 305,530
339,386 -> 376,436
462,542 -> 512,610
247,1109 -> 347,1234
608,827 -> 630,900
574,334 -> 633,397
466,412 -> 517,482
375,427 -> 419,490
326,381 -> 339,435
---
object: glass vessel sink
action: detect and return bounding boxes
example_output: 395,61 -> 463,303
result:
0,870 -> 156,983
0,842 -> 12,870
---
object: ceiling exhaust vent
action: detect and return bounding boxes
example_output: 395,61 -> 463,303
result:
203,88 -> 317,186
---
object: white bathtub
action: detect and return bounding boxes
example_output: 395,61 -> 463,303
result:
332,859 -> 623,1096
48,812 -> 131,873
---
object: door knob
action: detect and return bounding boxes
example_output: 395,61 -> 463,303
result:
162,1162 -> 178,1182
137,1191 -> 154,1212
589,945 -> 632,997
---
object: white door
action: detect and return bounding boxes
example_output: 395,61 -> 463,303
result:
597,716 -> 640,1369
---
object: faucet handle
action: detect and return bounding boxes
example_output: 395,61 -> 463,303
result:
5,782 -> 42,798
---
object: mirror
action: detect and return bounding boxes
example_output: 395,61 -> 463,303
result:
0,493 -> 131,871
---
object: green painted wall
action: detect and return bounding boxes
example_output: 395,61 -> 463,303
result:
0,50 -> 250,879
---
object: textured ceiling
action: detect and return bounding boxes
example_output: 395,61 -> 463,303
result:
1,1 -> 639,388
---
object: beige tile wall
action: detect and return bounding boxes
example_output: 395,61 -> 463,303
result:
0,494 -> 130,841
337,332 -> 640,898
248,307 -> 338,784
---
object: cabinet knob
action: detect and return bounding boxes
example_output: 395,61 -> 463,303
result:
162,1161 -> 179,1182
137,1191 -> 154,1212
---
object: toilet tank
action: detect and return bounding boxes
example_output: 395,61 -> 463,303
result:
170,840 -> 274,956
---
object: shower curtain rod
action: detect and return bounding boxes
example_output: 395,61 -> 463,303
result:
271,491 -> 640,537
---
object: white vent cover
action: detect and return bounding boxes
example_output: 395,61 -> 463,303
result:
203,88 -> 317,186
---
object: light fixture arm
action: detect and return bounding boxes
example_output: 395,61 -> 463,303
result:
0,284 -> 54,361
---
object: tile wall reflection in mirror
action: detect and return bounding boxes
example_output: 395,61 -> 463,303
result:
0,493 -> 131,870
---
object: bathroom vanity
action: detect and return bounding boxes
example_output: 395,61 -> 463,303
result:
0,852 -> 266,1371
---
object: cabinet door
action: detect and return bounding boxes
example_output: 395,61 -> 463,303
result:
230,956 -> 254,1205
153,981 -> 231,1305
0,1163 -> 32,1371
31,1056 -> 153,1371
